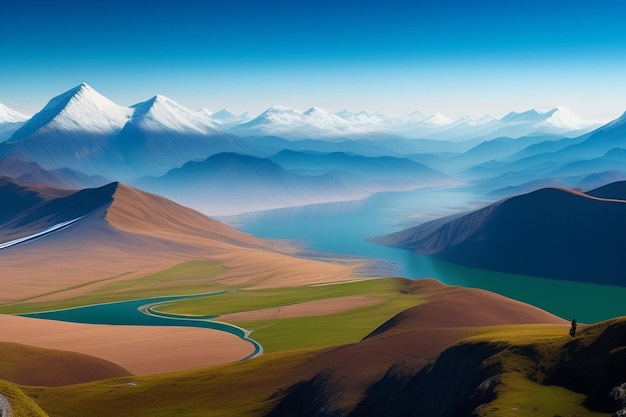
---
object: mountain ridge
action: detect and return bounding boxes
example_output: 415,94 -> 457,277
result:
373,183 -> 626,286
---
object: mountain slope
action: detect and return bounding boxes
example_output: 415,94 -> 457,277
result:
0,178 -> 267,302
374,184 -> 626,286
265,279 -> 565,417
0,342 -> 130,387
0,178 -> 355,304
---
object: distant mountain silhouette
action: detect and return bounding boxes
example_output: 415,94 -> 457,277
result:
269,150 -> 456,187
133,152 -> 372,215
0,157 -> 108,189
374,183 -> 626,286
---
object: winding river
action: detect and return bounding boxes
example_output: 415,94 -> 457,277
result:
22,291 -> 263,360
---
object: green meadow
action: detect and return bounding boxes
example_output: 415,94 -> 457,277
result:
0,260 -> 227,314
154,278 -> 425,352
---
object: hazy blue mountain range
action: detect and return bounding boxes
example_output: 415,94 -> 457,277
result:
132,152 -> 449,215
1,83 -> 625,216
268,150 -> 457,185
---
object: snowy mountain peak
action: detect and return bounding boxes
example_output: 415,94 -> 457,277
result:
130,94 -> 218,133
542,106 -> 593,130
8,83 -> 131,143
0,103 -> 29,123
499,107 -> 594,131
263,105 -> 300,115
230,105 -> 373,139
303,106 -> 327,116
426,112 -> 453,126
335,109 -> 358,119
255,106 -> 302,123
400,110 -> 429,122
197,108 -> 213,117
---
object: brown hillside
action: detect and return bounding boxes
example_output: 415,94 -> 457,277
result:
267,279 -> 567,416
0,181 -> 357,303
105,182 -> 269,250
0,341 -> 131,387
0,314 -> 255,376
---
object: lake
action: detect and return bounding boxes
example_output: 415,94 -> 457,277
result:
228,187 -> 626,324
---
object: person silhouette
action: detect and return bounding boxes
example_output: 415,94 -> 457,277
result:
569,318 -> 577,337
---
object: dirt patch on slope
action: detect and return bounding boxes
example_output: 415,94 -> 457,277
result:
219,295 -> 383,322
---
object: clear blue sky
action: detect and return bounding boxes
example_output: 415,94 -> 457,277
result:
2,0 -> 626,120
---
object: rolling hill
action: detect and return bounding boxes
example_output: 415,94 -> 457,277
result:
19,278 -> 596,417
374,183 -> 626,286
0,342 -> 130,387
0,178 -> 363,375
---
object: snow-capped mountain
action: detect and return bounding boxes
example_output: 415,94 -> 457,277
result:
8,83 -> 131,144
387,111 -> 456,138
423,106 -> 599,141
0,103 -> 29,142
229,105 -> 378,140
0,84 -> 133,177
129,95 -> 219,133
0,83 -> 250,179
230,104 -> 597,141
492,107 -> 599,138
115,95 -> 251,176
0,103 -> 29,124
334,110 -> 393,130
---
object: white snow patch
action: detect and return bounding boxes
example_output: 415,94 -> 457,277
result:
0,103 -> 29,123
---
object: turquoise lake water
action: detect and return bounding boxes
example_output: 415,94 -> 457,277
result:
22,292 -> 262,359
230,187 -> 626,324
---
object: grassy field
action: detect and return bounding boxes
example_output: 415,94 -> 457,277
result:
0,379 -> 49,417
154,278 -> 425,352
22,350 -> 316,417
481,372 -> 608,417
6,288 -> 623,417
461,323 -> 615,417
0,260 -> 227,314
5,277 -> 427,415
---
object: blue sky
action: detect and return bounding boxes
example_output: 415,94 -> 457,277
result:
2,0 -> 626,120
